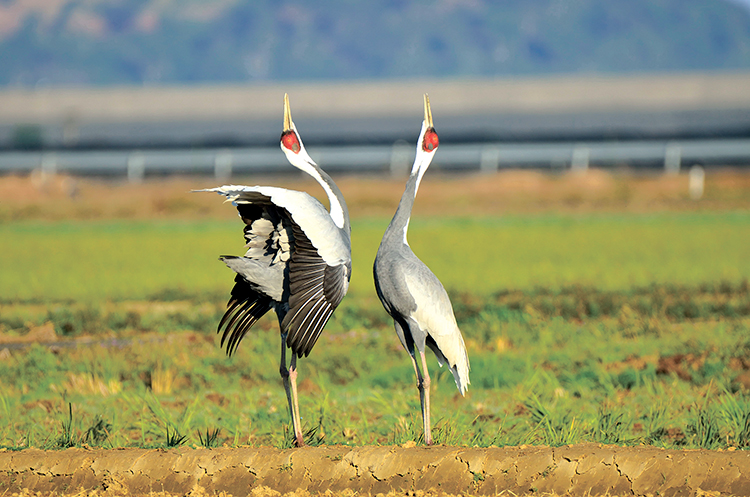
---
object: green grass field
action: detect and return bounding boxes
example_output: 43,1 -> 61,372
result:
0,211 -> 749,450
2,211 -> 749,301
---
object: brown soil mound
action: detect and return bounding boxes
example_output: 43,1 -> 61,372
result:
1,444 -> 748,496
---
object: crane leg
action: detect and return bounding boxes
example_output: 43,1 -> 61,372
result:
408,351 -> 432,445
288,354 -> 304,447
279,333 -> 305,447
418,350 -> 432,445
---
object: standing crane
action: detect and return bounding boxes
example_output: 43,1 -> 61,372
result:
200,94 -> 351,447
373,94 -> 470,445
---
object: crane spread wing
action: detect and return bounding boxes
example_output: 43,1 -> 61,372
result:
202,185 -> 350,358
282,221 -> 350,358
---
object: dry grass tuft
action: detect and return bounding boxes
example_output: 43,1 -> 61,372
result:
51,373 -> 122,397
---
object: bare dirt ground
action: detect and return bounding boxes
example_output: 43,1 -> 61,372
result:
1,443 -> 749,496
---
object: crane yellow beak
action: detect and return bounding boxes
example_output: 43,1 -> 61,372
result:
424,94 -> 433,128
283,93 -> 293,132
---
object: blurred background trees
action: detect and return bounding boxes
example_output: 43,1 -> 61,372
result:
2,0 -> 750,87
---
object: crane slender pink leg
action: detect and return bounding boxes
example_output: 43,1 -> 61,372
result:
288,354 -> 304,447
418,350 -> 432,445
408,351 -> 432,445
279,334 -> 305,447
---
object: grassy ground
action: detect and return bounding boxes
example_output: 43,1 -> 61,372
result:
2,211 -> 748,301
0,170 -> 749,451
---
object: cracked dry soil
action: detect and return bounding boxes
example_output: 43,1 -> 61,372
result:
1,444 -> 749,496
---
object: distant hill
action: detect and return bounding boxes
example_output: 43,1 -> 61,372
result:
2,0 -> 750,87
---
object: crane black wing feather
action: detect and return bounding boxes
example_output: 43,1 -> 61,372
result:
218,275 -> 274,356
215,194 -> 285,356
209,186 -> 348,358
323,263 -> 350,308
282,223 -> 349,358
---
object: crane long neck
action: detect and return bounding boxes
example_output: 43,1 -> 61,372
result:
383,170 -> 421,246
311,163 -> 351,236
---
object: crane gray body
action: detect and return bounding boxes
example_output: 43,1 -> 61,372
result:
374,173 -> 470,396
373,96 -> 469,445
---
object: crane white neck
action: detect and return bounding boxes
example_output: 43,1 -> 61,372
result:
385,121 -> 436,246
282,142 -> 347,230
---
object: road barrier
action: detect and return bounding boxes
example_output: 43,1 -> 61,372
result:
1,138 -> 749,181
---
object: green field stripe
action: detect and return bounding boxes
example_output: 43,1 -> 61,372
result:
1,211 -> 749,302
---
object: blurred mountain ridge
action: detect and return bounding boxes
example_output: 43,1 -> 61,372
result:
2,0 -> 750,86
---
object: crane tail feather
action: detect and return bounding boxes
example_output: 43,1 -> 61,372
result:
218,276 -> 273,356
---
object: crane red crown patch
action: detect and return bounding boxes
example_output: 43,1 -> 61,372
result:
422,129 -> 439,152
281,131 -> 301,153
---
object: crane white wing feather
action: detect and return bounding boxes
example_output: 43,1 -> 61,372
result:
200,185 -> 350,266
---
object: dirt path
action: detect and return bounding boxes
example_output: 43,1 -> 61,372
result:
1,444 -> 748,496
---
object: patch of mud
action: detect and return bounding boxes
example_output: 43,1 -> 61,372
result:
1,444 -> 748,496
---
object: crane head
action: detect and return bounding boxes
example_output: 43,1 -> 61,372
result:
280,93 -> 303,154
411,94 -> 439,177
279,93 -> 322,177
278,93 -> 348,231
421,94 -> 439,153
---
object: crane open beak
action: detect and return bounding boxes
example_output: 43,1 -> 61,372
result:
424,94 -> 433,128
283,93 -> 293,132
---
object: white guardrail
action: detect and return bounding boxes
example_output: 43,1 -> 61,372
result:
1,138 -> 749,181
